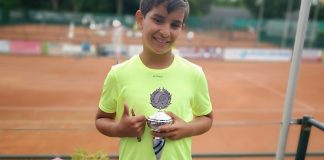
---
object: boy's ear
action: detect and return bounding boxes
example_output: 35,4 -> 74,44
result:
135,10 -> 144,30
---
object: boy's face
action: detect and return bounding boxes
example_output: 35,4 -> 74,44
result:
136,4 -> 185,55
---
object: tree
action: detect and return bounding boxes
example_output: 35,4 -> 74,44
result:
51,0 -> 59,10
0,0 -> 22,10
243,0 -> 301,19
189,0 -> 213,16
71,0 -> 85,12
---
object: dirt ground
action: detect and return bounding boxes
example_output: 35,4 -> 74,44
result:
0,55 -> 323,159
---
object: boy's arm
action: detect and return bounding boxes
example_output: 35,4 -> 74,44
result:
152,111 -> 213,140
188,112 -> 213,136
95,109 -> 120,137
95,105 -> 146,138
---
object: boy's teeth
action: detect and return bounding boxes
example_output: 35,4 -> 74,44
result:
157,39 -> 166,43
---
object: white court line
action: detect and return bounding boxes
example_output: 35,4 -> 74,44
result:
236,73 -> 315,111
0,120 -> 287,131
0,106 -> 96,111
0,120 -> 93,124
213,120 -> 280,126
215,108 -> 323,113
0,119 -> 279,126
0,106 -> 322,113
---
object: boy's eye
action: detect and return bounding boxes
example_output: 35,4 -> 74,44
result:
153,18 -> 163,24
172,23 -> 182,29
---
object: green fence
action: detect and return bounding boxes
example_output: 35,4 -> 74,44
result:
259,19 -> 324,48
1,9 -> 324,48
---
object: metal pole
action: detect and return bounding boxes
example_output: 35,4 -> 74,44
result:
295,116 -> 312,160
275,0 -> 312,160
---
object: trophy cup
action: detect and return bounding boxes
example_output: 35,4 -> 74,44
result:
147,88 -> 173,137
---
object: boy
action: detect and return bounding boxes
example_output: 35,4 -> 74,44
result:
95,0 -> 213,159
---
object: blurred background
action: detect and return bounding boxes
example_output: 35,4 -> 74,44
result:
0,0 -> 324,160
0,0 -> 323,58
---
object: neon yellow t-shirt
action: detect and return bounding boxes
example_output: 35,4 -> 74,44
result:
99,54 -> 212,160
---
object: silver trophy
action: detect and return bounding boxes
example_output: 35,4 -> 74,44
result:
147,88 -> 173,136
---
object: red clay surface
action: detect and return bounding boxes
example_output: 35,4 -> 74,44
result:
0,55 -> 323,159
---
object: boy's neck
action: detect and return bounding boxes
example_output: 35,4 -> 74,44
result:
139,52 -> 174,69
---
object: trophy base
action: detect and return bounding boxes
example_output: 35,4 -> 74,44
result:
147,110 -> 173,132
154,136 -> 163,140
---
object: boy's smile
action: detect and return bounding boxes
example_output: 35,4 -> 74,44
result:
153,36 -> 170,47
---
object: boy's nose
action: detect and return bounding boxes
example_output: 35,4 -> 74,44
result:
160,27 -> 170,38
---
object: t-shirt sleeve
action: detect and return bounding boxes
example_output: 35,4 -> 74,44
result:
98,67 -> 118,113
192,68 -> 212,116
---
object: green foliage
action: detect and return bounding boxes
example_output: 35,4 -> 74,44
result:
188,0 -> 213,16
71,149 -> 109,160
0,0 -> 212,16
1,0 -> 323,20
242,0 -> 301,19
0,0 -> 22,10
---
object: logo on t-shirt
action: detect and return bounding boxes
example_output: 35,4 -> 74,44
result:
152,75 -> 163,78
150,88 -> 172,110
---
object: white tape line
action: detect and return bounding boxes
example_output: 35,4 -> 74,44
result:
0,119 -> 277,126
0,120 -> 93,124
215,108 -> 322,113
0,106 -> 96,111
213,120 -> 280,126
236,73 -> 315,111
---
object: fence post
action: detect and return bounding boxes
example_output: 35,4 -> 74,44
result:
295,116 -> 313,160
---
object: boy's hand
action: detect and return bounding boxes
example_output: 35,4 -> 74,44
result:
152,111 -> 190,140
117,104 -> 146,138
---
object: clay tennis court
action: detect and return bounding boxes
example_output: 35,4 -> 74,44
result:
0,55 -> 323,159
